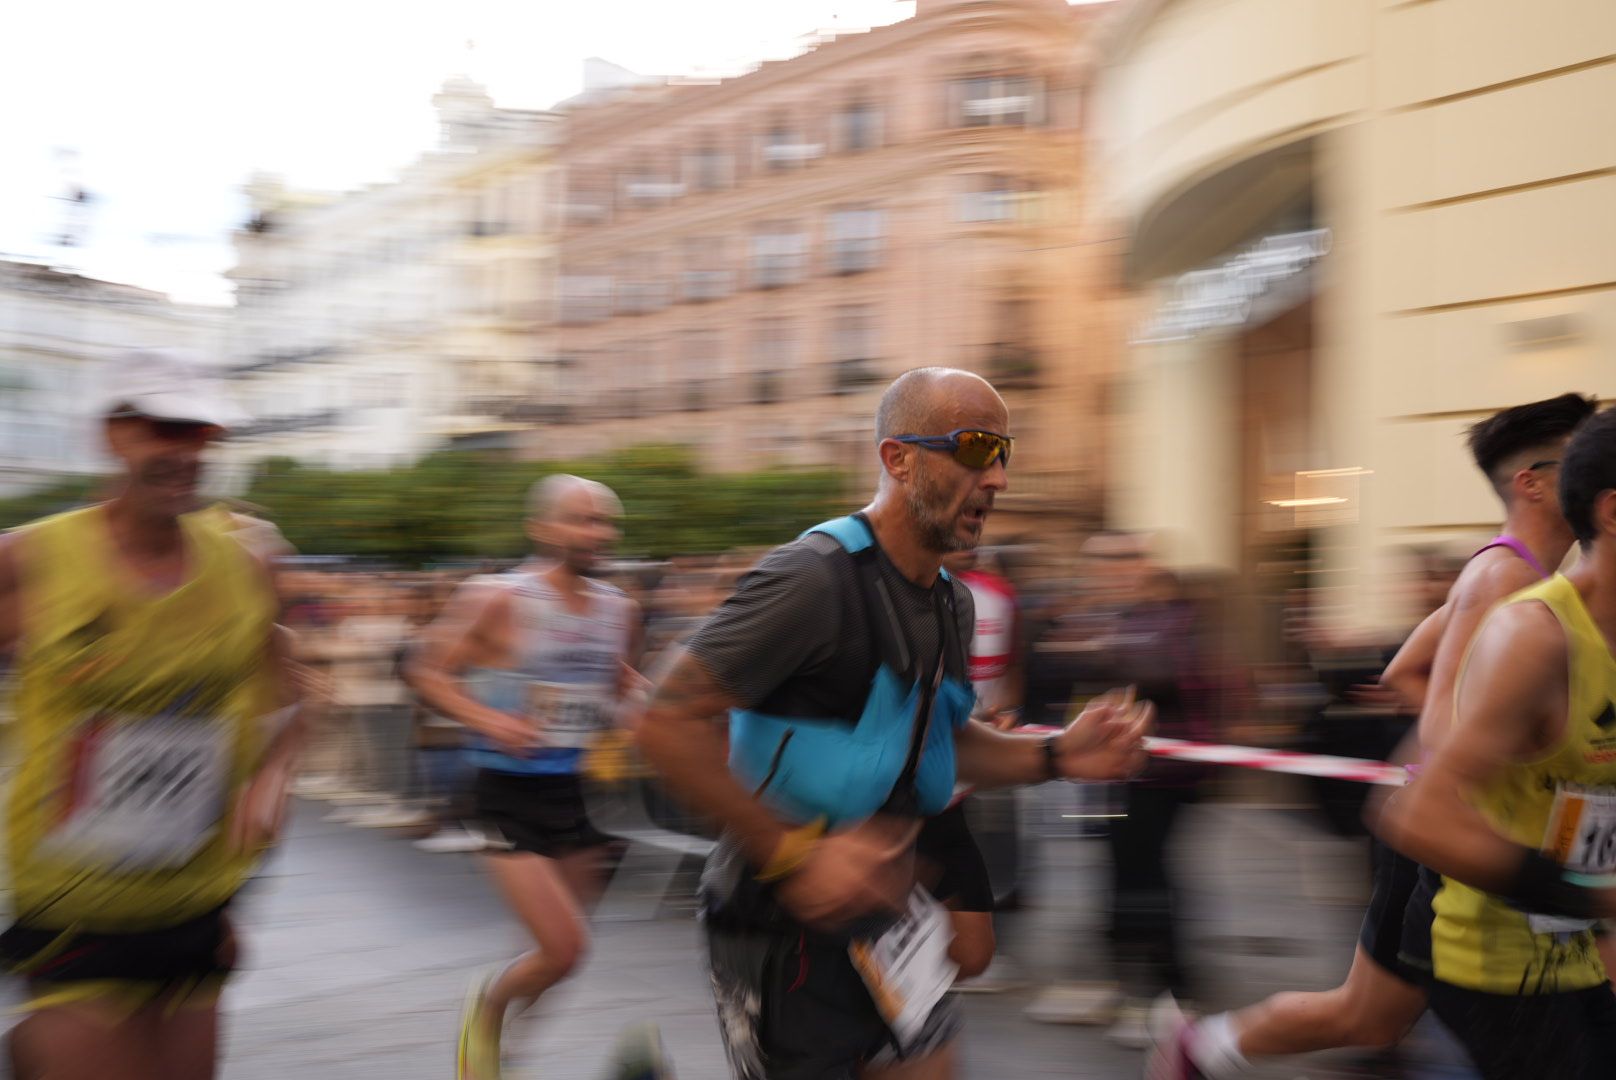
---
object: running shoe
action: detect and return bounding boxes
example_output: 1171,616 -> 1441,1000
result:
456,971 -> 502,1080
1024,981 -> 1121,1025
1107,999 -> 1154,1049
599,1022 -> 672,1080
416,826 -> 488,854
1144,994 -> 1207,1080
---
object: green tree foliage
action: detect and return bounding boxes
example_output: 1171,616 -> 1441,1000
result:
240,446 -> 849,563
0,477 -> 104,532
0,449 -> 850,564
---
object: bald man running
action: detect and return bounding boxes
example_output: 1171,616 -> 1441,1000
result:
639,368 -> 1152,1080
411,475 -> 643,1080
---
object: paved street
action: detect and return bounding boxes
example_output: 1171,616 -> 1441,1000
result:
182,794 -> 1475,1079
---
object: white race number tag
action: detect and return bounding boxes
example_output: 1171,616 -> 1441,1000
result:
44,714 -> 231,871
1530,785 -> 1616,934
526,681 -> 612,749
849,887 -> 958,1050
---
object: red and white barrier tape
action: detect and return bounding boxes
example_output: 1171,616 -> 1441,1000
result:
1017,725 -> 1407,787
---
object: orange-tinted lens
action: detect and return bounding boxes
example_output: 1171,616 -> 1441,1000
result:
954,431 -> 1010,468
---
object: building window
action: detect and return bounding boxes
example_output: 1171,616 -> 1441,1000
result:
564,174 -> 611,226
830,305 -> 881,393
681,330 -> 722,411
686,145 -> 732,192
752,318 -> 796,403
986,298 -> 1039,389
681,237 -> 733,302
750,224 -> 808,289
614,255 -> 669,316
957,174 -> 1026,222
827,207 -> 884,274
950,74 -> 1043,127
558,274 -> 612,324
837,100 -> 883,152
622,160 -> 683,206
763,117 -> 822,169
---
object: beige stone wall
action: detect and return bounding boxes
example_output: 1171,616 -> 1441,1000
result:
1096,0 -> 1616,630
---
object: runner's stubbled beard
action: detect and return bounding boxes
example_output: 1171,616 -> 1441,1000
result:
905,449 -> 990,554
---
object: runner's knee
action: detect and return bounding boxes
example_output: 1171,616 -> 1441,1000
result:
1339,991 -> 1417,1049
533,921 -> 589,982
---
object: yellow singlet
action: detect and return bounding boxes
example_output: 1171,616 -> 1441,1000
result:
1430,573 -> 1616,994
6,505 -> 276,934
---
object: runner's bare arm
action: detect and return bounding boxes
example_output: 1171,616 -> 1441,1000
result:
1380,603 -> 1447,710
231,552 -> 308,852
407,580 -> 536,752
956,687 -> 1151,787
637,647 -> 787,866
618,600 -> 647,699
1381,602 -> 1600,905
1416,558 -> 1543,746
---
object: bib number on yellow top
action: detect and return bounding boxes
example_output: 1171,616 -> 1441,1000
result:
1531,785 -> 1616,934
42,714 -> 230,872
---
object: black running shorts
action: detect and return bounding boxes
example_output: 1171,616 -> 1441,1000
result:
471,769 -> 614,858
1357,837 -> 1425,984
707,922 -> 959,1080
0,904 -> 235,1010
1428,981 -> 1616,1079
915,801 -> 994,915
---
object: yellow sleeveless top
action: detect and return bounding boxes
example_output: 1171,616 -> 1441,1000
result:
6,506 -> 276,932
1430,573 -> 1616,993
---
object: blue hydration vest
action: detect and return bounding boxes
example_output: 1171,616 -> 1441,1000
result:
727,515 -> 976,828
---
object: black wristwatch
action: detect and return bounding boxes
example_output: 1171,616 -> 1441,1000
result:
1041,733 -> 1062,781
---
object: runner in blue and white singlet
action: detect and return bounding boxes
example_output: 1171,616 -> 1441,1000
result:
410,475 -> 643,1080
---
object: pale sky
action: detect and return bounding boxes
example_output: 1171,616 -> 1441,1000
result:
2,0 -> 1112,306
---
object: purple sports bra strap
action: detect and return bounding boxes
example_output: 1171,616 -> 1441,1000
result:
1473,534 -> 1551,580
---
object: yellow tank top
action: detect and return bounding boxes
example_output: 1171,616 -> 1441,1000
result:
6,505 -> 276,932
1430,573 -> 1616,993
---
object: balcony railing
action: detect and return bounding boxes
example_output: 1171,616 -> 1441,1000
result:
614,282 -> 671,316
832,359 -> 882,395
988,343 -> 1040,390
752,371 -> 782,405
963,95 -> 1033,121
680,270 -> 733,302
752,256 -> 805,289
233,408 -> 343,439
829,239 -> 881,275
763,142 -> 824,166
563,203 -> 608,225
466,398 -> 575,424
625,180 -> 685,203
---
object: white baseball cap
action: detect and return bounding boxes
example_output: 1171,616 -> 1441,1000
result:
102,347 -> 250,431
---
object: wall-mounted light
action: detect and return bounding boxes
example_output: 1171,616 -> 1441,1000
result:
1505,313 -> 1581,349
1267,496 -> 1348,508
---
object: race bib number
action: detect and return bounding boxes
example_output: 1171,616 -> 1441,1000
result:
44,714 -> 231,871
1530,785 -> 1616,934
526,681 -> 612,749
849,888 -> 958,1051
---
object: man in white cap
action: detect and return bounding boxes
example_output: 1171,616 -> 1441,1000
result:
0,348 -> 303,1080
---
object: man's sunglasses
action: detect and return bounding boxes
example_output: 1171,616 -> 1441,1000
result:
111,412 -> 223,442
893,428 -> 1013,469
